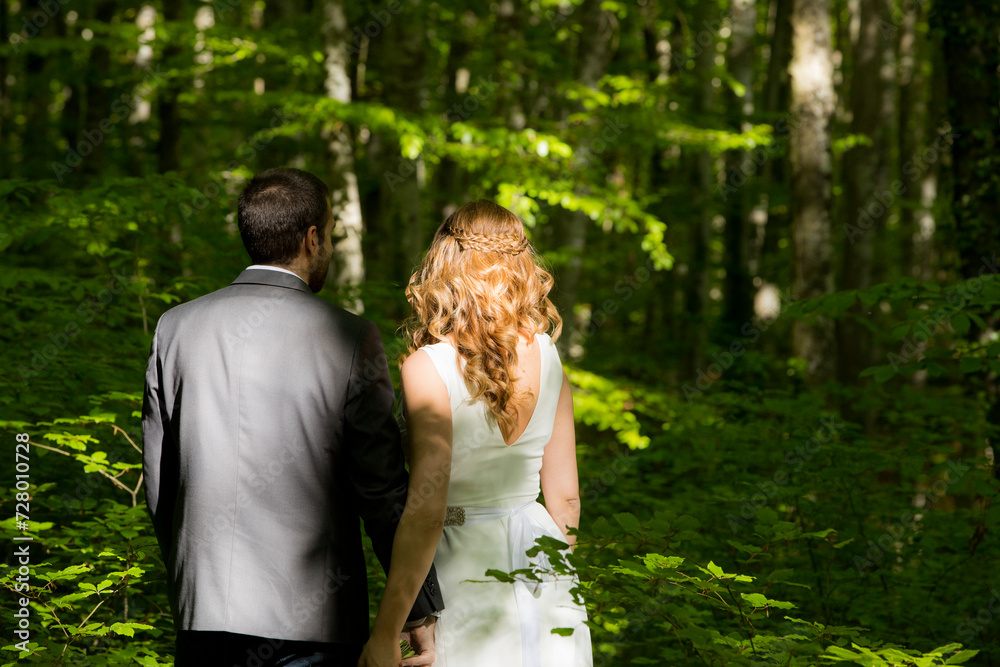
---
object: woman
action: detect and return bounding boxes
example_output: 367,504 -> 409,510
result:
391,200 -> 593,666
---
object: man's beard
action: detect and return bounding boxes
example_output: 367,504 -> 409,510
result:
307,255 -> 330,293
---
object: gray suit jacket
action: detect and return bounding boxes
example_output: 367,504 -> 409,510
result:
142,268 -> 443,643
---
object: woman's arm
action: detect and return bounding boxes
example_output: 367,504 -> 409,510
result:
539,370 -> 581,548
360,350 -> 453,667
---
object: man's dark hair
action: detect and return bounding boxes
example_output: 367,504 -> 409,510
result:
237,168 -> 330,265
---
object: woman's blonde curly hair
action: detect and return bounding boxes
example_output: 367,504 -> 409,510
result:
402,200 -> 562,440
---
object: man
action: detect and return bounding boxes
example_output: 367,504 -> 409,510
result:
142,168 -> 443,667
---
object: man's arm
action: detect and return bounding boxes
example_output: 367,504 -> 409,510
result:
360,348 -> 452,667
345,323 -> 445,622
141,328 -> 179,560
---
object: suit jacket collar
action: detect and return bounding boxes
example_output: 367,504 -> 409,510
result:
232,268 -> 314,295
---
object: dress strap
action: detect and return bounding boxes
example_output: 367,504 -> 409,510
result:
418,343 -> 462,401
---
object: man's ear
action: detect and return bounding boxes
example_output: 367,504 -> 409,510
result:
304,225 -> 320,254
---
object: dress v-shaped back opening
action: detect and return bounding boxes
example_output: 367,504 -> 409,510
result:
502,334 -> 546,447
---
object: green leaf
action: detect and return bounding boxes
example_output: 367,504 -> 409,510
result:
726,539 -> 762,555
484,569 -> 515,584
959,357 -> 982,373
951,313 -> 971,336
864,365 -> 896,383
613,512 -> 643,537
108,622 -> 153,638
945,650 -> 980,664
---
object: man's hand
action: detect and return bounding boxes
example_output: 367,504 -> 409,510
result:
401,617 -> 437,666
357,632 -> 402,667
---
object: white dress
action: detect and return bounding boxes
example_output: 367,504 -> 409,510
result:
415,333 -> 593,667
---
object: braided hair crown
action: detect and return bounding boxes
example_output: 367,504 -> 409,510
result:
452,229 -> 529,255
446,200 -> 530,255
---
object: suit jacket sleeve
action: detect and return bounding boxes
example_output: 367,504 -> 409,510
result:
141,327 -> 179,564
345,322 -> 445,621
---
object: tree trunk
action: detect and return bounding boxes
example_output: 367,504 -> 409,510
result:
722,0 -> 757,336
897,0 -> 932,281
322,0 -> 366,314
789,0 -> 836,384
22,0 -> 49,180
55,12 -> 80,176
837,0 -> 893,384
938,0 -> 1000,283
364,0 -> 426,298
937,0 -> 1000,480
551,0 -> 611,358
430,9 -> 473,222
158,0 -> 183,173
764,0 -> 794,121
81,1 -> 117,178
0,0 -> 9,178
756,0 -> 794,304
679,1 -> 717,379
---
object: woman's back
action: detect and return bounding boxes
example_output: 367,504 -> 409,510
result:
418,333 -> 563,508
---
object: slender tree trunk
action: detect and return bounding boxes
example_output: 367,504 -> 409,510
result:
0,0 -> 9,178
431,9 -> 473,222
789,0 -> 836,384
81,1 -> 117,178
837,0 -> 893,384
55,11 -> 80,174
722,0 -> 757,336
897,3 -> 935,389
22,0 -> 49,179
158,0 -> 183,173
680,1 -> 717,379
898,0 -> 928,279
642,0 -> 675,354
937,0 -> 1000,479
364,1 -> 426,298
937,0 -> 1000,283
757,0 -> 794,298
765,0 -> 793,121
551,0 -> 611,358
494,0 -> 525,129
322,0 -> 366,314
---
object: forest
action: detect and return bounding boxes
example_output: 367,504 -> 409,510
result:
1,0 -> 999,664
